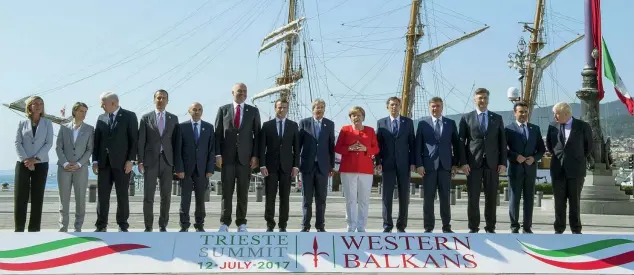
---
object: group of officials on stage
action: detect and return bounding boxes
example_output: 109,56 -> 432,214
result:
13,85 -> 592,234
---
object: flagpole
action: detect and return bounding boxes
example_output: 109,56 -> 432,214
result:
576,0 -> 607,168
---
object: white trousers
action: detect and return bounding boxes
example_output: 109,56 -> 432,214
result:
341,172 -> 373,232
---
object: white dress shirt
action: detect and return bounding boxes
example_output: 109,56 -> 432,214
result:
64,122 -> 84,169
516,120 -> 529,139
432,116 -> 443,135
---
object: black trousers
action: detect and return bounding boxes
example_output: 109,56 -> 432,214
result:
220,162 -> 251,226
381,167 -> 410,231
14,161 -> 48,232
423,169 -> 452,231
508,173 -> 536,230
301,164 -> 328,230
553,176 -> 584,233
179,167 -> 207,228
264,167 -> 292,229
95,158 -> 130,230
467,159 -> 499,232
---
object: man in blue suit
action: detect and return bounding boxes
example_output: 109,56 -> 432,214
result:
415,97 -> 463,233
175,102 -> 215,232
505,102 -> 545,234
376,97 -> 415,233
298,99 -> 335,232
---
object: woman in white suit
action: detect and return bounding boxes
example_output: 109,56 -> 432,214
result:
14,96 -> 54,232
55,102 -> 94,232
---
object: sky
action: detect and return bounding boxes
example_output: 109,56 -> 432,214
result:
1,0 -> 633,170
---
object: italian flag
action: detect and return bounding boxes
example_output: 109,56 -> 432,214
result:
603,38 -> 634,115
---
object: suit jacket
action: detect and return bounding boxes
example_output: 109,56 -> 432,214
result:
298,117 -> 336,174
15,118 -> 54,163
259,118 -> 300,174
214,103 -> 261,166
459,110 -> 507,169
546,118 -> 593,180
415,117 -> 463,171
175,120 -> 215,176
93,108 -> 139,169
55,122 -> 94,168
375,116 -> 415,172
505,121 -> 545,178
138,111 -> 179,167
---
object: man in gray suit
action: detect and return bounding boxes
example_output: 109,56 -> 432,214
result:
505,102 -> 545,234
459,88 -> 507,233
138,89 -> 180,232
376,97 -> 415,233
546,102 -> 592,234
55,102 -> 94,232
215,83 -> 261,232
416,97 -> 462,233
175,102 -> 215,232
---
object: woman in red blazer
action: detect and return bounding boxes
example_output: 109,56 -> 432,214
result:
335,106 -> 379,232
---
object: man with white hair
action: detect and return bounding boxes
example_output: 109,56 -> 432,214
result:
92,91 -> 139,232
546,102 -> 592,234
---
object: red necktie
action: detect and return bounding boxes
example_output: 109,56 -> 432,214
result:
234,105 -> 241,129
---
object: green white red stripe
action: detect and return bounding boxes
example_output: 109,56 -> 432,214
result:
603,38 -> 634,115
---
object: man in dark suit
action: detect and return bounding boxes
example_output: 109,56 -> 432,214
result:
137,89 -> 180,232
459,88 -> 507,233
259,99 -> 300,232
376,97 -> 415,233
298,98 -> 335,232
214,83 -> 261,232
505,102 -> 546,234
92,91 -> 138,232
416,97 -> 462,233
546,102 -> 592,234
175,102 -> 215,232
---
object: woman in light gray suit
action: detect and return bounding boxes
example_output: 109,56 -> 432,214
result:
55,102 -> 94,232
14,96 -> 54,232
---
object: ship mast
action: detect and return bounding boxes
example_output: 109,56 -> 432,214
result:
522,0 -> 546,118
400,0 -> 423,118
279,0 -> 297,102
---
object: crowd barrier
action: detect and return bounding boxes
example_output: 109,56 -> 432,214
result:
0,232 -> 633,274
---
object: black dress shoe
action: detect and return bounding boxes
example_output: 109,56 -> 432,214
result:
159,227 -> 167,232
300,227 -> 310,232
468,229 -> 479,233
195,226 -> 205,232
179,228 -> 188,232
442,229 -> 454,233
95,227 -> 106,232
279,228 -> 287,232
555,231 -> 564,234
119,228 -> 128,232
397,228 -> 406,233
266,227 -> 274,232
522,228 -> 533,234
424,229 -> 433,233
316,228 -> 326,232
383,229 -> 392,233
485,229 -> 496,234
572,231 -> 582,234
511,228 -> 520,234
144,227 -> 152,232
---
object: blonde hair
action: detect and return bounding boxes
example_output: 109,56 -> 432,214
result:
348,106 -> 365,119
553,102 -> 572,116
25,96 -> 45,120
71,102 -> 88,118
312,98 -> 326,110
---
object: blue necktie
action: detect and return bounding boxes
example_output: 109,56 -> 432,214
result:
108,113 -> 115,130
434,119 -> 441,140
479,113 -> 486,132
520,124 -> 528,141
314,120 -> 320,138
193,122 -> 199,144
391,119 -> 398,135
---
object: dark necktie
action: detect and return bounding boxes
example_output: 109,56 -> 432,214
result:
193,122 -> 199,144
391,119 -> 398,135
434,119 -> 441,140
109,113 -> 114,129
559,124 -> 566,144
520,124 -> 527,141
479,113 -> 486,132
314,120 -> 320,138
278,120 -> 283,137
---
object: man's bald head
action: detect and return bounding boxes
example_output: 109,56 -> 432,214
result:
232,83 -> 247,104
189,102 -> 203,121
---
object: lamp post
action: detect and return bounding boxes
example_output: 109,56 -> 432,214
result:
506,37 -> 536,104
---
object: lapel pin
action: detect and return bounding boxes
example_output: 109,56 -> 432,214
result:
202,127 -> 205,131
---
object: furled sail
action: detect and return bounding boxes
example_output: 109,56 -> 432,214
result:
262,17 -> 305,42
2,96 -> 71,125
252,82 -> 297,102
258,29 -> 302,54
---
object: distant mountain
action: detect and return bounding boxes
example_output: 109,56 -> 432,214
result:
417,100 -> 633,137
